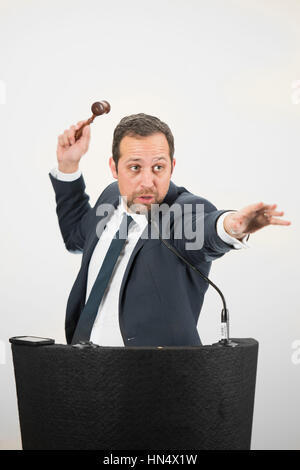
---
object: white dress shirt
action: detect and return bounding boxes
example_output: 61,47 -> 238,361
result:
50,166 -> 250,345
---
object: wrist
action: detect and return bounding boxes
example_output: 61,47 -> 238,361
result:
58,162 -> 79,174
224,213 -> 246,240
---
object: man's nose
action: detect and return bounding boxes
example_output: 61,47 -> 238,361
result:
140,169 -> 155,189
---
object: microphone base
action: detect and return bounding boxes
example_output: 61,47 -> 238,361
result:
213,339 -> 239,348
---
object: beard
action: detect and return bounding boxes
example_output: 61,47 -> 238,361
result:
126,192 -> 161,215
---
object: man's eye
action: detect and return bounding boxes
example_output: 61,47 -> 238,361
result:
154,165 -> 164,171
130,165 -> 140,171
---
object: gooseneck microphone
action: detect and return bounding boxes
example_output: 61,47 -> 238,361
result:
150,218 -> 238,347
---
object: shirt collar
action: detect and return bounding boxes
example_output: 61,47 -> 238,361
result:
117,198 -> 148,230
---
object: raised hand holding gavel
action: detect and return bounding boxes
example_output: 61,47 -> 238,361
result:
56,100 -> 111,174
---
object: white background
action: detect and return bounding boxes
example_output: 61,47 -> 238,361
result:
0,0 -> 299,450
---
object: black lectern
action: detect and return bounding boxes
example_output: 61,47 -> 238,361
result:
10,338 -> 258,450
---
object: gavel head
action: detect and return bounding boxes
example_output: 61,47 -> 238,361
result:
91,101 -> 111,116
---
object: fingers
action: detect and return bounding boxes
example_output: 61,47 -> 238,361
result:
262,208 -> 291,226
67,126 -> 76,145
263,208 -> 291,225
240,201 -> 270,217
243,201 -> 265,213
58,134 -> 65,147
237,201 -> 291,231
269,218 -> 291,226
58,122 -> 86,148
77,125 -> 90,152
245,202 -> 277,212
82,124 -> 90,138
76,120 -> 86,128
58,128 -> 73,147
266,210 -> 284,217
263,210 -> 284,220
242,202 -> 279,217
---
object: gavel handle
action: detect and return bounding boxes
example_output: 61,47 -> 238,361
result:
74,115 -> 96,141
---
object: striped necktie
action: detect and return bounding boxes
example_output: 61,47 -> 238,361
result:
71,213 -> 134,344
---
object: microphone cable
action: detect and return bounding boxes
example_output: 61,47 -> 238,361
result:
150,218 -> 238,347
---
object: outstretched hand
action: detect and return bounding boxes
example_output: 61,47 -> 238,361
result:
223,202 -> 291,240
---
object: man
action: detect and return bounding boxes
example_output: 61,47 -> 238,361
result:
49,113 -> 290,346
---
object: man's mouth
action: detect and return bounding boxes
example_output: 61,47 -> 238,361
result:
136,195 -> 155,203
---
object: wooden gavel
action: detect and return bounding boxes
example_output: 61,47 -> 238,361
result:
74,100 -> 111,141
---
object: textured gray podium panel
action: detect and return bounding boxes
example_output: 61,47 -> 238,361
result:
11,339 -> 258,450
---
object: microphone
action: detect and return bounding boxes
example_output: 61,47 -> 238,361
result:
149,215 -> 238,347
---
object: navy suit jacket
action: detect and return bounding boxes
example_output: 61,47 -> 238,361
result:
49,173 -> 236,346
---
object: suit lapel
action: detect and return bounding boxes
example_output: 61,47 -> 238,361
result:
82,195 -> 120,268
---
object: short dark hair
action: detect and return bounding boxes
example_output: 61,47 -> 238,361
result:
112,113 -> 175,170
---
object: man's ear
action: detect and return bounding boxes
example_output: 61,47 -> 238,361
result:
109,157 -> 118,179
171,158 -> 176,175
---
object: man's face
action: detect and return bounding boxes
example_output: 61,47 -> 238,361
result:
109,132 -> 176,214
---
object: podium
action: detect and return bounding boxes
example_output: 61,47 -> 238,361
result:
10,338 -> 258,450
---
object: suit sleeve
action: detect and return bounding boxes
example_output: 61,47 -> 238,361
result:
49,172 -> 92,253
172,198 -> 239,264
